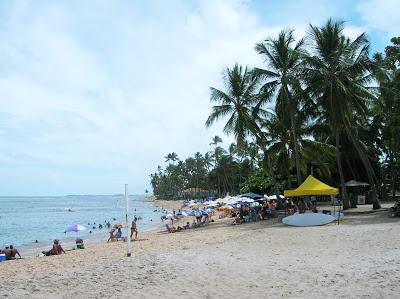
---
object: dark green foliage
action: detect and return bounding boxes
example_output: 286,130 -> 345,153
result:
150,19 -> 399,204
240,170 -> 287,195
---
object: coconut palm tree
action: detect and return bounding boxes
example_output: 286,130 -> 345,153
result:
206,64 -> 265,148
304,19 -> 381,209
262,110 -> 336,188
206,64 -> 281,198
165,152 -> 179,164
254,29 -> 305,185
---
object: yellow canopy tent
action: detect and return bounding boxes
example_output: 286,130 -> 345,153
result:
284,175 -> 339,197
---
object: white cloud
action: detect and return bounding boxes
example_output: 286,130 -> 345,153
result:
0,0 -> 377,195
0,0 -> 280,195
357,0 -> 400,37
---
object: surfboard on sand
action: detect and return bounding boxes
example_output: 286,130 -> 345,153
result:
282,213 -> 336,227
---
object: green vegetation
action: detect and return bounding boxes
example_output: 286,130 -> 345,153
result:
150,19 -> 400,209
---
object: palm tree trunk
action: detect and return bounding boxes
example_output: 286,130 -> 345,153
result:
263,152 -> 281,200
344,154 -> 357,180
286,154 -> 292,189
389,147 -> 395,198
250,126 -> 282,200
336,129 -> 350,210
290,115 -> 302,184
344,125 -> 381,209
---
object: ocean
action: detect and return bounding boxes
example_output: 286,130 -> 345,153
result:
0,195 -> 163,254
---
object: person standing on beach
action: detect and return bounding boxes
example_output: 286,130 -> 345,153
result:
130,217 -> 138,240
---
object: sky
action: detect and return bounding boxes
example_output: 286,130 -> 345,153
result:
0,0 -> 398,196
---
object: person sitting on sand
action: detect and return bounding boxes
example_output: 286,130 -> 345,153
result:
115,228 -> 122,240
191,219 -> 197,228
232,215 -> 241,225
7,245 -> 21,260
107,228 -> 116,242
184,222 -> 190,229
130,217 -> 138,240
298,199 -> 308,213
42,239 -> 66,256
166,224 -> 176,233
76,238 -> 85,249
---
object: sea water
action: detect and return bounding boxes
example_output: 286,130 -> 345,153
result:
0,195 -> 163,253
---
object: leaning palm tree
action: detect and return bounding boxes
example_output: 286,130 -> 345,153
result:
254,29 -> 305,185
205,64 -> 280,197
304,19 -> 381,209
262,110 -> 336,189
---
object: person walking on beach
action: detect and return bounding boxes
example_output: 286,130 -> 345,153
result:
130,217 -> 138,240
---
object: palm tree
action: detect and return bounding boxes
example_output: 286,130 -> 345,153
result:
206,65 -> 263,148
372,53 -> 400,198
206,64 -> 281,198
262,110 -> 336,189
165,152 -> 178,164
210,135 -> 222,147
254,30 -> 305,185
304,19 -> 381,209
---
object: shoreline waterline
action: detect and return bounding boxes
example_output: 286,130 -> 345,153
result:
0,195 -> 168,256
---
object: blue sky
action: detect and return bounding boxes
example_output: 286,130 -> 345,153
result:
0,0 -> 398,195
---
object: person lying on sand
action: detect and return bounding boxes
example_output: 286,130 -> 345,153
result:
42,239 -> 66,256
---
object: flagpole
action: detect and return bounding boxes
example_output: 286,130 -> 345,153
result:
125,184 -> 131,257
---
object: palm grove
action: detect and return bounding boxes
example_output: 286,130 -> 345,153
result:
150,19 -> 400,210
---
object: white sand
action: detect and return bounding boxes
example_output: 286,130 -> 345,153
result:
1,203 -> 400,298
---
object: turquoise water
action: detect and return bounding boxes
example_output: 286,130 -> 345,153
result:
0,195 -> 162,251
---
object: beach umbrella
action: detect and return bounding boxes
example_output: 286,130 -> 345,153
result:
238,192 -> 264,199
207,202 -> 219,207
184,210 -> 194,216
193,210 -> 202,217
240,197 -> 254,203
165,214 -> 174,219
226,198 -> 239,205
65,224 -> 87,232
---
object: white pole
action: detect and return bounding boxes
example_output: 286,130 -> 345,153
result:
125,184 -> 131,257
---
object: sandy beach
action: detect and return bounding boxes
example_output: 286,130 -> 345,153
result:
1,201 -> 400,298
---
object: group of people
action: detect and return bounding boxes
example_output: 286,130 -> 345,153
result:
229,199 -> 277,225
0,245 -> 21,260
107,217 -> 139,242
284,197 -> 318,214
